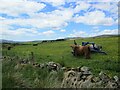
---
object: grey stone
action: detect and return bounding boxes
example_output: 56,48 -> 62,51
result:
83,70 -> 92,75
64,70 -> 76,78
114,75 -> 119,82
99,71 -> 110,83
81,75 -> 87,80
76,66 -> 81,71
76,72 -> 83,81
79,79 -> 92,88
94,81 -> 103,88
73,81 -> 78,88
86,75 -> 93,81
45,61 -> 62,71
88,83 -> 96,88
71,77 -> 77,83
77,80 -> 84,88
92,77 -> 100,82
105,81 -> 117,88
81,66 -> 90,72
40,63 -> 45,69
61,67 -> 66,71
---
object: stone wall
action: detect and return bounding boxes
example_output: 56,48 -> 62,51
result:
18,60 -> 120,88
61,66 -> 120,88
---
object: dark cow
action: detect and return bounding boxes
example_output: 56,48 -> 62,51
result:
8,46 -> 12,50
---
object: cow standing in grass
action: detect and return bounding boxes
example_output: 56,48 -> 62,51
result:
70,45 -> 91,59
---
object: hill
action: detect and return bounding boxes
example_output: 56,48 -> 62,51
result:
0,39 -> 19,44
92,34 -> 119,38
1,34 -> 119,44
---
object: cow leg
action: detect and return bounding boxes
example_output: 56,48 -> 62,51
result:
71,50 -> 78,56
84,52 -> 90,59
74,51 -> 78,56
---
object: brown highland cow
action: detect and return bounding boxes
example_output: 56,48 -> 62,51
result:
70,45 -> 91,59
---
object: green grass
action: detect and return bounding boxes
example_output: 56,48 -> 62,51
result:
2,36 -> 120,88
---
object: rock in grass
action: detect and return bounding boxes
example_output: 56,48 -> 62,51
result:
64,70 -> 76,78
86,75 -> 93,81
83,70 -> 92,75
61,67 -> 66,71
114,76 -> 119,82
92,77 -> 100,83
99,71 -> 110,83
46,61 -> 62,71
81,66 -> 90,72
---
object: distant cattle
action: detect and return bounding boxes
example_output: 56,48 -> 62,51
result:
70,45 -> 91,59
8,46 -> 12,50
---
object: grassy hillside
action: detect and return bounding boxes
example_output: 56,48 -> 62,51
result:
2,36 -> 120,88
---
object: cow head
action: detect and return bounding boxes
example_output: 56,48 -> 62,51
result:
70,45 -> 79,50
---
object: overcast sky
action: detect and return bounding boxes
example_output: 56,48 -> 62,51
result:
0,0 -> 119,41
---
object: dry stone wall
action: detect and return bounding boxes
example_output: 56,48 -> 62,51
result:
18,59 -> 120,88
61,66 -> 120,88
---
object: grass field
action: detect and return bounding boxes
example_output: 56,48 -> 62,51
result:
2,36 -> 120,88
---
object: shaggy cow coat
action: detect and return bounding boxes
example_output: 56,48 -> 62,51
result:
70,45 -> 91,59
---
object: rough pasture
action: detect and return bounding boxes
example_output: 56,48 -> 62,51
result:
2,36 -> 120,88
